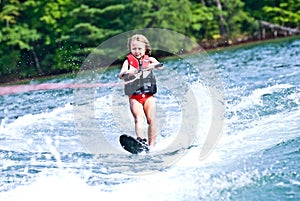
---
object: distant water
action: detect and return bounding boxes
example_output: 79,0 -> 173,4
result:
0,37 -> 299,200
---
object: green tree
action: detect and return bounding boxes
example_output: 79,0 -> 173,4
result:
223,0 -> 258,38
189,2 -> 218,40
22,0 -> 76,74
0,0 -> 41,78
243,0 -> 300,28
263,0 -> 300,28
126,0 -> 193,33
189,0 -> 257,41
1,0 -> 296,81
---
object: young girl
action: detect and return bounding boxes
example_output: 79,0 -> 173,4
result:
119,34 -> 163,147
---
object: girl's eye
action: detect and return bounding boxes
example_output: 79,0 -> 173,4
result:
131,47 -> 144,51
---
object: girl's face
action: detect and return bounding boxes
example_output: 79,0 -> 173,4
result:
130,40 -> 146,59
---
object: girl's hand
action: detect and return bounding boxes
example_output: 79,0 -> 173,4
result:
143,63 -> 163,71
121,69 -> 139,80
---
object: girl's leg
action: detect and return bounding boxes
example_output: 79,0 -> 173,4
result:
143,96 -> 156,146
129,98 -> 145,139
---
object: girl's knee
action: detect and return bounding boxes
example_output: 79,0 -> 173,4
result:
147,117 -> 155,125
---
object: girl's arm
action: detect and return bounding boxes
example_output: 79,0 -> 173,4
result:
119,60 -> 129,79
145,57 -> 164,71
119,60 -> 139,79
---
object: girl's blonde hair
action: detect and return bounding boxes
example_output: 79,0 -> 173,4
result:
128,34 -> 152,55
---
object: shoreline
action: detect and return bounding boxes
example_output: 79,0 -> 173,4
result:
1,35 -> 299,86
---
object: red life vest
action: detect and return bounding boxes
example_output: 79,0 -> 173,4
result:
127,54 -> 150,69
124,54 -> 157,96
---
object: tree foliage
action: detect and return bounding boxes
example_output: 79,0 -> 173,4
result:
0,0 -> 298,81
262,0 -> 300,27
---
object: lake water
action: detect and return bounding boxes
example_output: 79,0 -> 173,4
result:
0,36 -> 299,200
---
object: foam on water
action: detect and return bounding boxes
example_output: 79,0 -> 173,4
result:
0,103 -> 85,153
0,103 -> 73,130
0,97 -> 299,201
232,84 -> 294,110
0,172 -> 105,201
